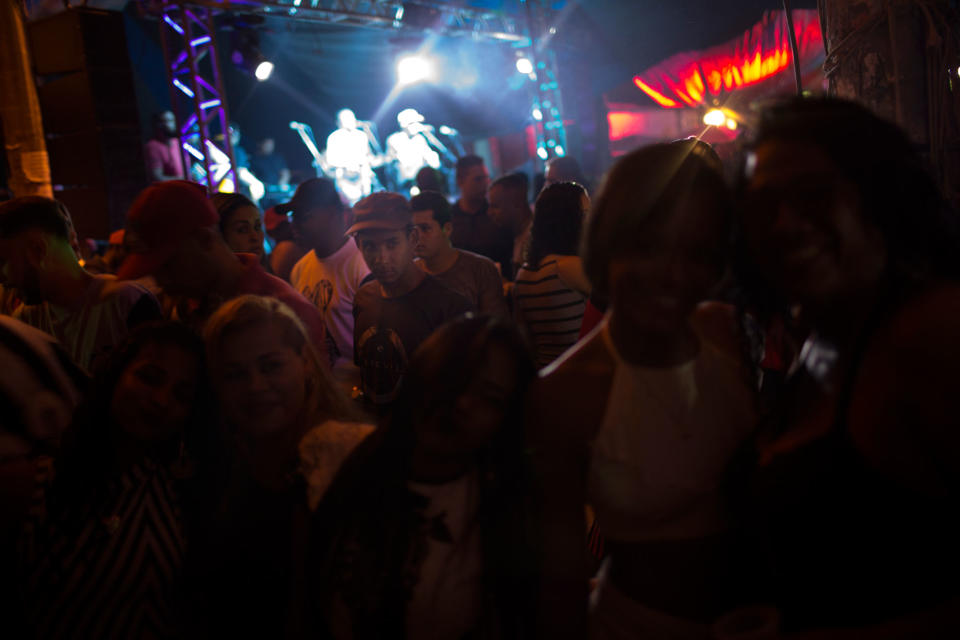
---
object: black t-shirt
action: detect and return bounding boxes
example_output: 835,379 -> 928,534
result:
249,152 -> 287,185
449,201 -> 515,279
353,274 -> 474,405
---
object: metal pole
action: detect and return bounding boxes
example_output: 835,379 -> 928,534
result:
158,5 -> 191,177
181,5 -> 215,190
783,0 -> 804,95
203,8 -> 236,188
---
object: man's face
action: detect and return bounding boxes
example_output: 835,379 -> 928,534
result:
151,235 -> 218,299
259,138 -> 275,155
458,164 -> 489,202
293,206 -> 344,252
412,209 -> 449,261
338,110 -> 357,130
0,234 -> 43,304
157,111 -> 177,138
356,227 -> 416,285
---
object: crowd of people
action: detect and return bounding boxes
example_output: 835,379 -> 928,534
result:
1,96 -> 958,639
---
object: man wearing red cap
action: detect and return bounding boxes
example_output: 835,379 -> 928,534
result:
118,181 -> 328,359
349,192 -> 473,406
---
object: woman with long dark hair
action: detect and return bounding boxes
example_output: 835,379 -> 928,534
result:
20,322 -> 208,639
211,192 -> 268,266
736,96 -> 960,636
514,181 -> 591,367
309,315 -> 538,639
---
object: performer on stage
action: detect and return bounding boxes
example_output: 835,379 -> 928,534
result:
251,137 -> 292,209
386,108 -> 442,190
325,109 -> 381,204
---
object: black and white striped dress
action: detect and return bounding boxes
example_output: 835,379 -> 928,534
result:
20,458 -> 186,639
515,258 -> 587,367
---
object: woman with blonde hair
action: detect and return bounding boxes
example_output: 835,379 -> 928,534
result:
187,294 -> 372,636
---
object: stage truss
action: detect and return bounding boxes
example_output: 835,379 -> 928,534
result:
144,0 -> 569,192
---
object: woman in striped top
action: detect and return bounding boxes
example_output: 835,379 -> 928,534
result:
19,323 -> 209,639
514,182 -> 591,367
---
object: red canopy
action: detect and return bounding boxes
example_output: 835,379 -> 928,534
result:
630,9 -> 824,109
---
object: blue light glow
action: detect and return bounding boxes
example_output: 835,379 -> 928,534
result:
173,78 -> 195,98
163,15 -> 184,35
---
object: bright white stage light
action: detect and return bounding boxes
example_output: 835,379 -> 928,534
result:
703,108 -> 725,127
397,55 -> 434,86
537,146 -> 548,160
555,145 -> 565,157
255,60 -> 274,81
516,57 -> 534,75
725,117 -> 738,130
532,107 -> 543,121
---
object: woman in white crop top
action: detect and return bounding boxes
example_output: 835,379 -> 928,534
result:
529,142 -> 760,639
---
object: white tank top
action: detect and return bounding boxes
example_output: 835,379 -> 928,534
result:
587,320 -> 755,543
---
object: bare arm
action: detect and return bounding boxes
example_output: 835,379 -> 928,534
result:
555,255 -> 591,297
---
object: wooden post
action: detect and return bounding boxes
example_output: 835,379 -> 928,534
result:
0,0 -> 51,198
821,0 -> 960,207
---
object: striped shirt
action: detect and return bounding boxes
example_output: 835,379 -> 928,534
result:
21,459 -> 186,639
515,258 -> 587,367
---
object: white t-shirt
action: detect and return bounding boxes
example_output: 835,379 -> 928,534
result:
289,241 -> 371,366
406,471 -> 483,640
386,131 -> 440,182
326,128 -> 371,172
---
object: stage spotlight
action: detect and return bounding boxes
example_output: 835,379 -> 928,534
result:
231,27 -> 273,81
537,146 -> 548,160
555,145 -> 565,157
397,55 -> 434,86
725,117 -> 738,130
255,60 -> 274,81
532,107 -> 543,121
516,57 -> 534,75
703,108 -> 725,126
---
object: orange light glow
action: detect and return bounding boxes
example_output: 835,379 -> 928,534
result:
607,111 -> 649,140
631,10 -> 822,109
632,77 -> 680,108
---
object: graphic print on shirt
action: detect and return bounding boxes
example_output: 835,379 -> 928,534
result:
356,325 -> 408,404
302,279 -> 335,314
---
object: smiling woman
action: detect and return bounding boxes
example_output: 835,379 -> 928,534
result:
735,97 -> 960,635
190,295 -> 372,636
19,322 -> 208,639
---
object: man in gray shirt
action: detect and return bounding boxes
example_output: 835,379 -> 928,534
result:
411,191 -> 508,317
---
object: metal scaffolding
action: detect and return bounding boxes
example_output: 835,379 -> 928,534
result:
156,0 -> 236,193
521,0 -> 569,167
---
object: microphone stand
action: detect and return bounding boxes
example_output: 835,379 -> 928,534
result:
418,125 -> 457,165
290,122 -> 325,176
